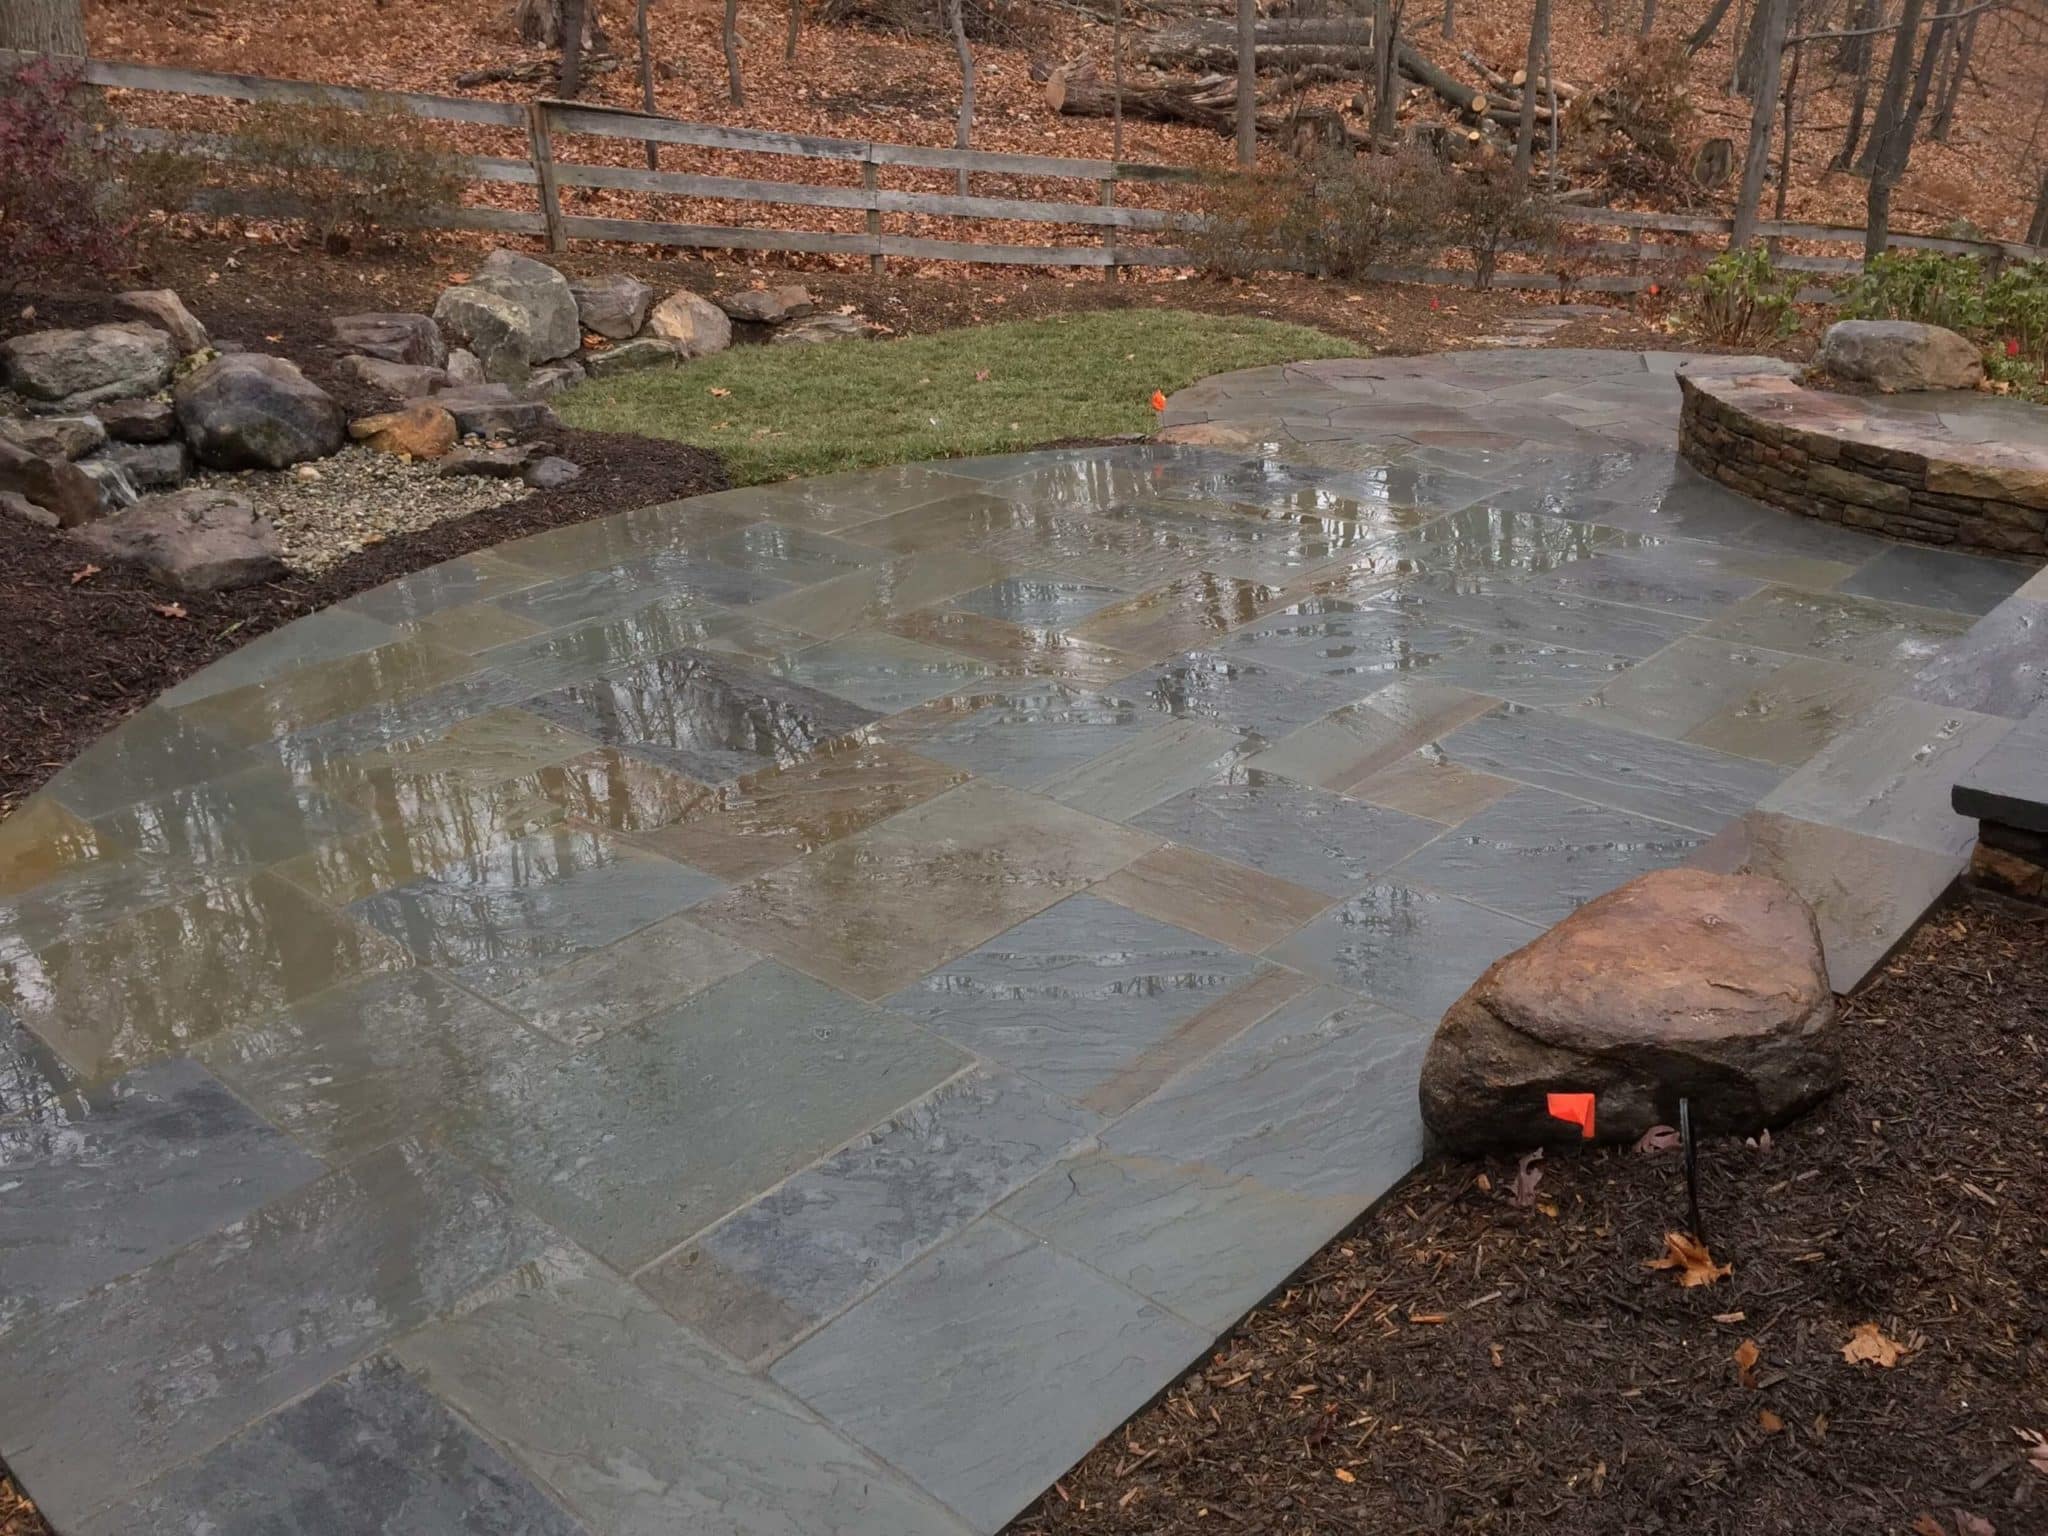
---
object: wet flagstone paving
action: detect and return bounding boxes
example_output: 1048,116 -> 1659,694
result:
3,350 -> 2043,1535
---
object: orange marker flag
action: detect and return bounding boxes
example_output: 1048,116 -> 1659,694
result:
1150,389 -> 1168,412
1547,1092 -> 1597,1139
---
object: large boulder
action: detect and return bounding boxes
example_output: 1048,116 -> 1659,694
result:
1419,868 -> 1841,1154
584,338 -> 685,378
716,284 -> 817,324
433,251 -> 580,384
570,274 -> 655,340
1817,319 -> 1985,393
0,415 -> 106,460
328,312 -> 447,368
644,289 -> 732,358
425,384 -> 558,438
72,487 -> 284,591
176,353 -> 345,470
0,440 -> 104,527
2,323 -> 178,409
117,290 -> 210,354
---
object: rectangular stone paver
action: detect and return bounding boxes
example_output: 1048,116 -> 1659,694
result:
1033,718 -> 1246,823
640,1068 -> 1098,1363
0,1056 -> 325,1339
394,1251 -> 971,1536
1699,586 -> 1973,671
1247,679 -> 1501,791
493,913 -> 760,1044
1129,774 -> 1441,897
771,1217 -> 1207,1534
0,1142 -> 554,1525
1093,843 -> 1332,952
75,1355 -> 584,1536
690,782 -> 1157,999
766,630 -> 995,713
919,687 -> 1153,789
439,960 -> 968,1268
881,892 -> 1265,1099
1682,655 -> 1899,767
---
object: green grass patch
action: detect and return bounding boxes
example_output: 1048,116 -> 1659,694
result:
557,308 -> 1361,484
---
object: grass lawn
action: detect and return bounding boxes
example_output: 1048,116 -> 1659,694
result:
557,308 -> 1361,484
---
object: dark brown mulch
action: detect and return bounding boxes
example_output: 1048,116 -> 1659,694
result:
1009,894 -> 2048,1536
0,425 -> 725,814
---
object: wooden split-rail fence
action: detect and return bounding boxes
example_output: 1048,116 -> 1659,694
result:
19,51 -> 2048,291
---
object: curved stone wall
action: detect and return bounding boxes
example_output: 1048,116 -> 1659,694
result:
1677,368 -> 2048,559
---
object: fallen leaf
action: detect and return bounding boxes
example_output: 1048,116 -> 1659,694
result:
1408,1311 -> 1449,1325
1474,1172 -> 1492,1193
1952,1512 -> 1995,1536
974,369 -> 991,382
1759,1409 -> 1785,1433
1841,1321 -> 1907,1367
1332,1468 -> 1356,1484
69,563 -> 101,585
1733,1338 -> 1760,1389
2015,1429 -> 2047,1476
708,386 -> 731,398
153,602 -> 188,619
1645,1231 -> 1731,1287
1488,1342 -> 1504,1368
1912,1515 -> 1948,1536
1634,1124 -> 1680,1154
1511,1149 -> 1544,1207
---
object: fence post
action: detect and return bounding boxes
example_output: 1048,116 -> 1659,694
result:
863,153 -> 884,275
1099,177 -> 1118,281
528,101 -> 566,254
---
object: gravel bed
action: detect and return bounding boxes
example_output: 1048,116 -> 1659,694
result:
194,445 -> 527,574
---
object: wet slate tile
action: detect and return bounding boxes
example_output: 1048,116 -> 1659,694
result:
1249,679 -> 1501,791
398,599 -> 552,656
156,606 -> 404,708
0,1056 -> 324,1338
0,799 -> 128,901
1436,703 -> 1785,832
999,1151 -> 1353,1332
1218,597 -> 1475,681
1,871 -> 408,1079
1906,597 -> 2048,719
75,1354 -> 585,1536
1076,968 -> 1313,1119
393,1253 -> 969,1536
767,630 -> 995,713
1068,573 -> 1283,660
641,1069 -> 1098,1362
1413,633 -> 1635,708
317,708 -> 599,806
524,649 -> 879,785
347,826 -> 721,995
1952,707 -> 2048,833
1758,697 -> 2013,855
919,686 -> 1151,788
1129,773 -> 1440,897
533,747 -> 709,832
343,550 -> 547,625
1836,544 -> 2038,616
1372,580 -> 1700,661
1129,650 -> 1367,741
771,1217 -> 1206,1534
752,551 -> 1011,639
0,1142 -> 554,1525
267,784 -> 564,908
194,969 -> 564,1161
86,767 -> 365,873
1682,655 -> 1899,767
489,498 -> 760,575
1700,586 -> 1974,671
1035,718 -> 1248,822
0,1007 -> 79,1126
175,638 -> 490,747
882,892 -> 1264,1099
478,594 -> 808,694
633,741 -> 969,881
1094,843 -> 1332,952
494,914 -> 759,1044
1566,639 -> 1795,743
690,783 -> 1157,1000
1101,987 -> 1430,1201
1340,502 -> 1620,585
1527,548 -> 1769,619
700,521 -> 886,585
948,575 -> 1130,627
1270,880 -> 1543,1023
1689,811 -> 1963,992
1344,747 -> 1518,825
45,707 -> 251,821
439,961 -> 966,1267
491,551 -> 795,633
1390,786 -> 1705,924
882,608 -> 1147,687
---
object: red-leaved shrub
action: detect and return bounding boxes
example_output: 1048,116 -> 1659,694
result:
0,57 -> 134,290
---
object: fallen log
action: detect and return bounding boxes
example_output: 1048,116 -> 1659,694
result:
1039,59 -> 1244,135
1147,17 -> 1490,118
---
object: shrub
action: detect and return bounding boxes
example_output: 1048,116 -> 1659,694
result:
1568,40 -> 1697,202
1438,164 -> 1556,290
1837,250 -> 1988,333
1182,165 -> 1323,279
1689,243 -> 1800,345
1986,260 -> 2048,378
1181,149 -> 1439,281
206,94 -> 467,250
0,58 -> 136,291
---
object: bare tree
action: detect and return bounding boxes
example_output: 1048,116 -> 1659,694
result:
1771,37 -> 1805,233
1831,0 -> 1884,166
945,0 -> 974,192
1513,0 -> 1553,183
723,0 -> 744,105
1235,0 -> 1256,165
1731,0 -> 1789,244
786,0 -> 802,58
635,0 -> 658,166
2030,167 -> 2048,245
562,0 -> 589,93
1641,0 -> 1660,37
0,0 -> 87,53
1442,0 -> 1455,40
1928,9 -> 1977,139
1855,0 -> 1924,174
1371,0 -> 1400,141
1864,0 -> 1941,257
1686,0 -> 1738,53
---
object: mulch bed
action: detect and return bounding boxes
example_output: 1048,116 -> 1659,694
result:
1009,893 -> 2048,1536
0,425 -> 725,814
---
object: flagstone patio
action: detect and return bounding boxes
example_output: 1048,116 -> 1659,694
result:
2,349 -> 2041,1536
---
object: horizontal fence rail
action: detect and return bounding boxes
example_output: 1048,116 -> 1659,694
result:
15,51 -> 2048,285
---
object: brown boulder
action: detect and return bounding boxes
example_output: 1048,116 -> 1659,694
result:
0,440 -> 104,527
1418,868 -> 1840,1154
72,487 -> 284,591
716,284 -> 817,324
1816,320 -> 1984,393
349,401 -> 458,460
117,289 -> 210,354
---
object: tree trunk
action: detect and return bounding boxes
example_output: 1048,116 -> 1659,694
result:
1235,0 -> 1257,165
1370,0 -> 1397,140
1442,0 -> 1455,40
1831,0 -> 1883,167
1730,0 -> 1787,246
1641,0 -> 1659,38
1927,6 -> 1974,139
1734,0 -> 1788,96
1042,59 -> 1244,134
1863,0 -> 1934,258
635,0 -> 658,167
0,0 -> 87,54
1771,37 -> 1802,237
722,0 -> 744,105
1904,0 -> 1956,129
785,0 -> 802,59
2029,169 -> 2048,247
1513,0 -> 1551,183
946,0 -> 974,192
1110,0 -> 1123,157
562,0 -> 587,94
1685,0 -> 1737,54
1855,0 -> 1922,175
